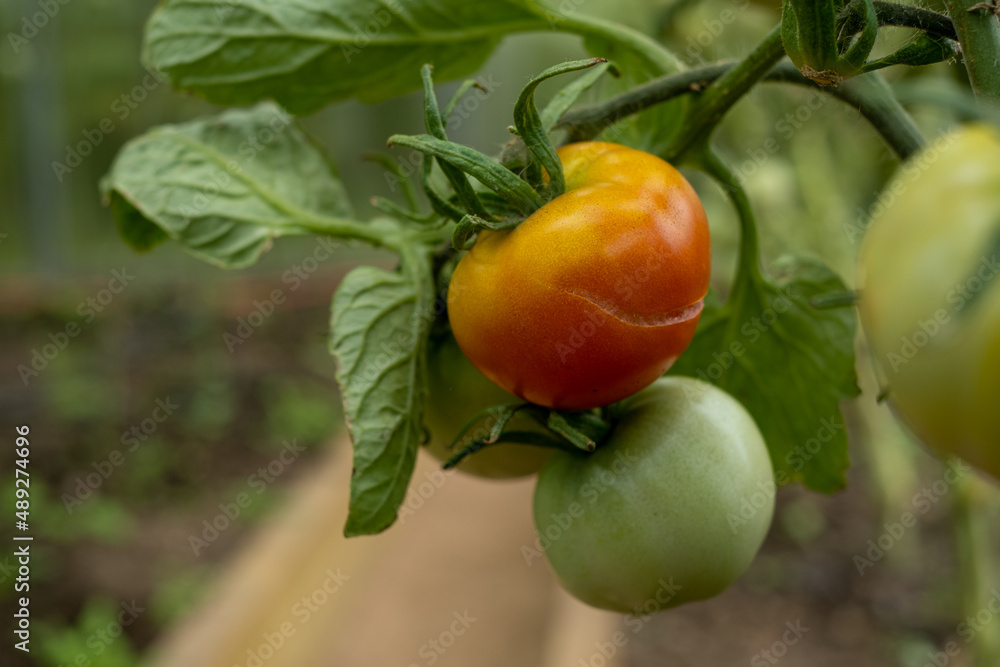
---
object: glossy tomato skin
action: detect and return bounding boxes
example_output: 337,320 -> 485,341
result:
447,142 -> 711,410
423,334 -> 551,479
859,125 -> 1000,481
533,377 -> 774,613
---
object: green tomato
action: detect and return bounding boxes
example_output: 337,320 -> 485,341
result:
423,334 -> 552,479
532,377 -> 774,613
858,124 -> 1000,480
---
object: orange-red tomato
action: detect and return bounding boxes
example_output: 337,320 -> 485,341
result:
447,142 -> 710,410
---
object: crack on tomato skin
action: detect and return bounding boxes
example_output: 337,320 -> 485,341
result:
561,289 -> 705,327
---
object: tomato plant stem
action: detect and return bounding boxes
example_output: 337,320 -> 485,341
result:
560,60 -> 925,161
763,65 -> 925,159
291,215 -> 402,250
941,0 -> 1000,105
294,214 -> 451,255
700,148 -> 762,288
556,62 -> 733,142
667,24 -> 786,161
893,81 -> 1000,124
544,11 -> 683,74
839,2 -> 958,42
831,72 -> 927,160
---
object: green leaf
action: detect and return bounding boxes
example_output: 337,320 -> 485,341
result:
582,36 -> 686,156
101,103 -> 362,269
144,0 -> 547,114
670,255 -> 859,492
108,191 -> 169,251
330,262 -> 431,536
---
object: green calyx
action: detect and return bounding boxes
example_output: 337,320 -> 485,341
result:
441,403 -> 614,470
385,59 -> 614,247
782,0 -> 958,85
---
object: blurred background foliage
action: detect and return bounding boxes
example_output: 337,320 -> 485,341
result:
1,0 -> 998,665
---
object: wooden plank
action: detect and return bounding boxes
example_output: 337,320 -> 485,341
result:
144,442 -> 625,667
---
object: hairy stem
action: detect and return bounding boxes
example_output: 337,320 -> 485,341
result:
839,2 -> 958,42
700,148 -> 762,289
765,66 -> 926,159
942,0 -> 1000,104
667,24 -> 787,161
559,60 -> 926,161
831,72 -> 927,159
555,62 -> 732,142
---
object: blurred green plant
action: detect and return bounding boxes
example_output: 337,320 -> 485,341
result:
36,597 -> 140,667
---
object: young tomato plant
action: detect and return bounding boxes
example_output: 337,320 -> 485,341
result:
101,0 -> 998,620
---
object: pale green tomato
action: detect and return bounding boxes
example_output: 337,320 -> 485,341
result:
533,377 -> 774,613
858,124 -> 1000,480
423,334 -> 551,478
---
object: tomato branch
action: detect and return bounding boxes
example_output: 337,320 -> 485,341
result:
941,0 -> 1000,104
893,81 -> 1000,124
768,68 -> 926,159
666,24 -> 786,161
555,62 -> 733,142
558,60 -> 926,161
699,148 -> 762,289
838,2 -> 958,42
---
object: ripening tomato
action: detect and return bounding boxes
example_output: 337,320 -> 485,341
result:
859,124 -> 1000,481
532,377 -> 775,613
447,142 -> 711,410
